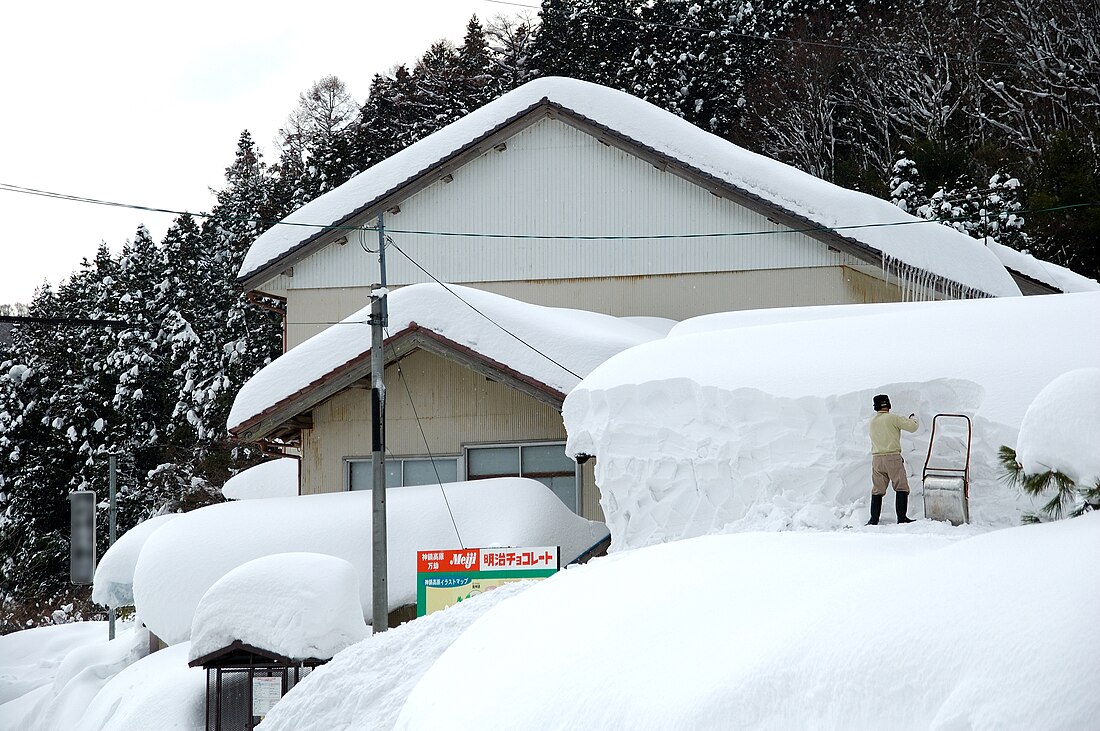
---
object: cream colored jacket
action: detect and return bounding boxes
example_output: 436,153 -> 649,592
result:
870,411 -> 919,455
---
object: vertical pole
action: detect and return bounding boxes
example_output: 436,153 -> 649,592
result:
371,214 -> 389,633
108,453 -> 117,641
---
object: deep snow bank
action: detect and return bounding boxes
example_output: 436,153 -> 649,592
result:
133,478 -> 608,645
257,581 -> 533,731
565,293 -> 1100,549
73,642 -> 204,731
0,621 -> 109,708
13,627 -> 150,731
397,514 -> 1100,730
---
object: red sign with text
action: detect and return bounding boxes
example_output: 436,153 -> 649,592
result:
417,547 -> 559,573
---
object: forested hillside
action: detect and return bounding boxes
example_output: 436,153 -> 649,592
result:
1,0 -> 1096,632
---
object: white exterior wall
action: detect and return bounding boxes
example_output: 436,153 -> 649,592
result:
287,117 -> 847,290
283,266 -> 897,348
297,349 -> 604,521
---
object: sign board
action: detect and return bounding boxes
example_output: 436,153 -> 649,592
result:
416,546 -> 559,617
69,490 -> 96,585
252,676 -> 283,718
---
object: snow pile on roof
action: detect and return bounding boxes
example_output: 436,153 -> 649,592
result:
259,581 -> 533,731
564,293 -> 1100,549
91,514 -> 180,608
988,240 -> 1100,293
1016,368 -> 1100,486
132,478 -> 608,645
222,458 -> 298,500
73,643 -> 204,731
189,553 -> 367,663
227,282 -> 663,432
240,77 -> 1020,298
397,514 -> 1100,730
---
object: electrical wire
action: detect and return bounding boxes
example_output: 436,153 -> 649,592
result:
385,329 -> 467,548
0,181 -> 1092,242
384,235 -> 582,380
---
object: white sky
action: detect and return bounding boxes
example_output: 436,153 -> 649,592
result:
0,0 -> 530,306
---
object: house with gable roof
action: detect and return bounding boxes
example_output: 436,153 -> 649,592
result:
229,77 -> 1091,522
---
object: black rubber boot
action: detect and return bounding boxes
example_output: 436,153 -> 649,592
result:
866,494 -> 883,525
896,492 -> 915,523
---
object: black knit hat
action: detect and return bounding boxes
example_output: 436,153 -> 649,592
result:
873,394 -> 891,411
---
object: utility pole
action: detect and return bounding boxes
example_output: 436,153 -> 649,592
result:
370,214 -> 389,633
108,452 -> 117,641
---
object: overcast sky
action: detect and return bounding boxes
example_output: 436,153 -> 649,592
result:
0,0 -> 530,306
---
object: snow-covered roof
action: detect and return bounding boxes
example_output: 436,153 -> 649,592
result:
571,292 -> 1100,428
188,553 -> 367,664
227,283 -> 664,438
91,514 -> 180,609
221,458 -> 298,500
131,477 -> 609,645
564,292 -> 1100,549
239,76 -> 1020,299
987,240 -> 1100,293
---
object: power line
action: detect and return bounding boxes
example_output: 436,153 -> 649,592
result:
2,178 -> 1091,243
0,315 -> 127,327
385,329 -> 467,548
384,235 -> 583,381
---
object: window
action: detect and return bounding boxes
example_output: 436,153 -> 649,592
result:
465,442 -> 579,512
347,456 -> 459,490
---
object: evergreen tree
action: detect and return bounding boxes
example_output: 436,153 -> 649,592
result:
456,16 -> 501,111
351,65 -> 422,172
529,0 -> 647,88
889,153 -> 928,215
174,131 -> 282,463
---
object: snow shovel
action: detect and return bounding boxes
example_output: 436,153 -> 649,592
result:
922,413 -> 971,526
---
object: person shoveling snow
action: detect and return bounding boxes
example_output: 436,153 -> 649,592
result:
867,393 -> 919,525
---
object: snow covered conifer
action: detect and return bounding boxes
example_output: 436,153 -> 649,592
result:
889,153 -> 928,215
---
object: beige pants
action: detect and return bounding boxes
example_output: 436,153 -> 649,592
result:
872,453 -> 910,495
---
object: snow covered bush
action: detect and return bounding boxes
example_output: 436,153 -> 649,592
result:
999,368 -> 1100,522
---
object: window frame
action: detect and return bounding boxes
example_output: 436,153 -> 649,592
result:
345,454 -> 462,491
462,440 -> 581,512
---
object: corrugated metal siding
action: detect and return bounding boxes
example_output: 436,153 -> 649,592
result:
284,266 -> 903,347
289,117 -> 843,290
299,350 -> 567,494
286,287 -> 374,349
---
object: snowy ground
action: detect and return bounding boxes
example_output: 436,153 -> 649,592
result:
3,293 -> 1098,729
13,513 -> 1093,730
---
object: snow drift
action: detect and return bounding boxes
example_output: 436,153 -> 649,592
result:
565,293 -> 1100,549
257,582 -> 533,731
132,478 -> 608,645
397,513 -> 1100,730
